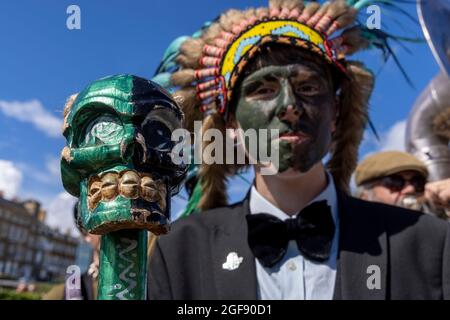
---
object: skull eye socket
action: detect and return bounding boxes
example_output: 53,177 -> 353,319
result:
139,107 -> 182,148
77,113 -> 124,147
140,107 -> 181,131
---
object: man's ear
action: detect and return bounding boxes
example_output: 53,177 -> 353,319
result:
359,190 -> 368,200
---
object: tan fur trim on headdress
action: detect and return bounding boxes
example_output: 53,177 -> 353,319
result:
197,113 -> 229,209
326,61 -> 374,193
202,23 -> 223,45
301,1 -> 321,21
270,0 -> 303,13
177,39 -> 204,69
330,26 -> 370,58
171,69 -> 196,87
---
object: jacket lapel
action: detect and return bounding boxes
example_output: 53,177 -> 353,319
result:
209,199 -> 258,300
333,192 -> 388,300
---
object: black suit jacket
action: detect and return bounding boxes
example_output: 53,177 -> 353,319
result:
148,192 -> 450,300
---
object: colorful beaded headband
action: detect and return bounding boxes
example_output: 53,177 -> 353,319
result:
195,19 -> 347,115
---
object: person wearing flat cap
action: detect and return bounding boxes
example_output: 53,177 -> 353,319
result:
355,151 -> 450,219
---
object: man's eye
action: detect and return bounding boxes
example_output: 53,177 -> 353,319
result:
256,88 -> 275,95
296,85 -> 320,95
247,87 -> 277,99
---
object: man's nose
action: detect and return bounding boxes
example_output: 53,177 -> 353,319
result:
400,183 -> 416,195
278,105 -> 300,124
277,82 -> 301,124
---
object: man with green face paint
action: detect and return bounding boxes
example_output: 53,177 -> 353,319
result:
234,47 -> 338,175
148,0 -> 450,300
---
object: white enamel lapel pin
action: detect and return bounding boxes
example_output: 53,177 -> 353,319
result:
222,252 -> 243,271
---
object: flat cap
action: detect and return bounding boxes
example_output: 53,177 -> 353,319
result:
355,151 -> 428,186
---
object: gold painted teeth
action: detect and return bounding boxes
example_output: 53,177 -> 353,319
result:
87,170 -> 167,211
88,178 -> 102,211
101,173 -> 119,202
119,171 -> 140,199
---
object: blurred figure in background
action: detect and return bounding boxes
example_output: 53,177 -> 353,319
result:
42,203 -> 100,300
355,151 -> 450,219
15,277 -> 35,294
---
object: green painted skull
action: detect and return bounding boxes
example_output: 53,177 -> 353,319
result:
61,74 -> 187,235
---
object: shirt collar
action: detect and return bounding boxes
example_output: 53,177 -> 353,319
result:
249,171 -> 338,225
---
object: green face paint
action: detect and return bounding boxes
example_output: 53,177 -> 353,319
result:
235,62 -> 336,173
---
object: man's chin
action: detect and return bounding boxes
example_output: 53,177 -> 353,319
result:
273,161 -> 322,179
276,167 -> 309,179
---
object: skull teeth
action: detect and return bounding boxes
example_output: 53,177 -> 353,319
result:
119,170 -> 140,199
88,178 -> 102,211
87,170 -> 166,211
101,173 -> 119,202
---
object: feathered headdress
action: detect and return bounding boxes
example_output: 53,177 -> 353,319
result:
153,0 -> 418,212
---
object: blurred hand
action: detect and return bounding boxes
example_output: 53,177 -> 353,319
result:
425,178 -> 450,213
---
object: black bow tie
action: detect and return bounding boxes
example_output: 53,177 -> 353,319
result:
246,200 -> 335,268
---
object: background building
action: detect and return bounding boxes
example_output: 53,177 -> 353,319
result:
0,194 -> 79,283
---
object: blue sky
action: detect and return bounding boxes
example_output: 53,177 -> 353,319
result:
0,1 -> 440,232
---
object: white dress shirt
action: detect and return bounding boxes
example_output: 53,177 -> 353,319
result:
249,171 -> 339,300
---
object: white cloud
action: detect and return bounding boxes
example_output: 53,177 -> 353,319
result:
378,120 -> 407,152
45,155 -> 61,179
16,155 -> 61,187
362,120 -> 407,159
0,99 -> 62,138
44,192 -> 79,237
0,160 -> 23,200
